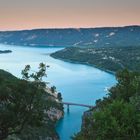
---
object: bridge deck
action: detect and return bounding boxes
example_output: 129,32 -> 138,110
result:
60,102 -> 95,108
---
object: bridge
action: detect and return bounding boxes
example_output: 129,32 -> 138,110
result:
59,101 -> 95,111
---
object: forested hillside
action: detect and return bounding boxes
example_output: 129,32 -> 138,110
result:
51,46 -> 140,72
0,64 -> 63,140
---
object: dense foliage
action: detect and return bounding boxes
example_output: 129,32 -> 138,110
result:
0,63 -> 63,140
73,69 -> 140,140
51,46 -> 140,72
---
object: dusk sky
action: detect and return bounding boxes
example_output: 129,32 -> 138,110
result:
0,0 -> 140,30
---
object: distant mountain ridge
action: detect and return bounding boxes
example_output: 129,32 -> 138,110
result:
0,25 -> 140,47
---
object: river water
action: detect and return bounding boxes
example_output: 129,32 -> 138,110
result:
0,44 -> 116,140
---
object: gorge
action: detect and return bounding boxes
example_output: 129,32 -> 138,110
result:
0,44 -> 116,140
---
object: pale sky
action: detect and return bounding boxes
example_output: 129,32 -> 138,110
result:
0,0 -> 140,30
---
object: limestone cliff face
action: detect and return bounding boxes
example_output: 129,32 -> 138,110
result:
81,110 -> 93,129
47,107 -> 63,121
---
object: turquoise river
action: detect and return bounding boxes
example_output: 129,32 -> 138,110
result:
0,44 -> 116,140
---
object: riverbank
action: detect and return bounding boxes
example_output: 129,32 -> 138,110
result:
50,55 -> 115,75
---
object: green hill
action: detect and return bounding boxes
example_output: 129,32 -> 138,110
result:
51,46 -> 140,72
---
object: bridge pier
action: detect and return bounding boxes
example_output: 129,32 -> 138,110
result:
67,104 -> 70,112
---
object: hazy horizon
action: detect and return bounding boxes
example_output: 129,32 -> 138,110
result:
0,0 -> 140,31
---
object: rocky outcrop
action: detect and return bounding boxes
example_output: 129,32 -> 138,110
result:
47,107 -> 63,121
